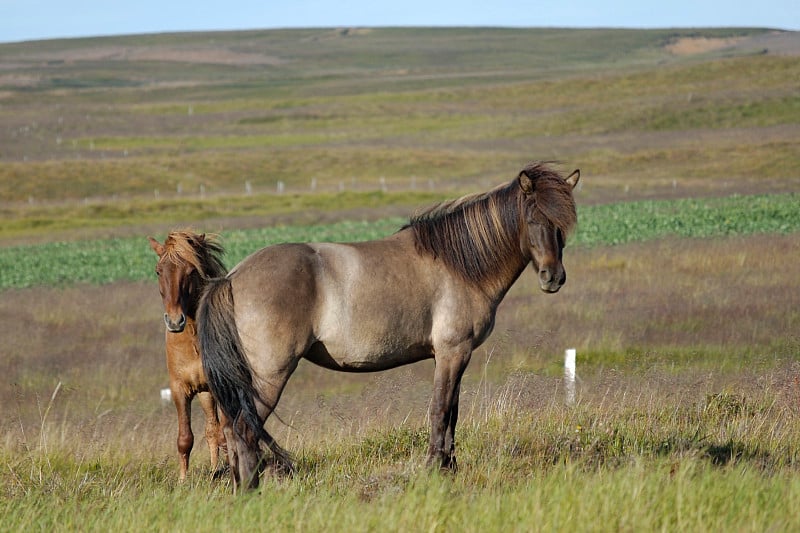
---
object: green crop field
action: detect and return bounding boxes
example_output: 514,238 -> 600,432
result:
0,193 -> 797,289
1,26 -> 799,531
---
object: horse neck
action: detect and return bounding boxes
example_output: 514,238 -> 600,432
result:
478,245 -> 530,305
444,219 -> 531,304
464,203 -> 532,303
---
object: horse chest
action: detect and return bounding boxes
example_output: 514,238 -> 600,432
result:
165,332 -> 205,389
472,313 -> 497,348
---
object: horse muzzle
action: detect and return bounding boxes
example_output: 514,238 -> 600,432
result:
538,266 -> 565,293
164,312 -> 187,333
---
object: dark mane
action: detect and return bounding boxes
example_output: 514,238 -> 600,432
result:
163,230 -> 227,279
406,162 -> 577,288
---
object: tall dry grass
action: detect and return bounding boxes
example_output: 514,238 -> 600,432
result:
2,232 -> 797,460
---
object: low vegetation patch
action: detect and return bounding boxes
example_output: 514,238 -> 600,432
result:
0,193 -> 796,289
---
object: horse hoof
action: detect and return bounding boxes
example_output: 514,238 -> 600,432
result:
425,454 -> 458,473
271,459 -> 295,478
212,464 -> 231,480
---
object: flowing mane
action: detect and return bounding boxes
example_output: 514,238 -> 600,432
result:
162,230 -> 227,279
406,162 -> 577,288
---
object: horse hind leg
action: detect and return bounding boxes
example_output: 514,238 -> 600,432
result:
226,396 -> 288,490
256,422 -> 294,477
232,413 -> 262,490
243,367 -> 297,478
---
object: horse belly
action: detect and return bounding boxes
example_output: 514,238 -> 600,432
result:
311,304 -> 434,371
305,336 -> 432,372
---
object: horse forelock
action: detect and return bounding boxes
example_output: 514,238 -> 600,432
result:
162,230 -> 227,279
521,162 -> 578,237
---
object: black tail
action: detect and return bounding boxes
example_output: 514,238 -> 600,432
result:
197,277 -> 293,470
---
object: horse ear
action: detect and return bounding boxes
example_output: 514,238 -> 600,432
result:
565,169 -> 580,189
148,236 -> 165,256
518,171 -> 534,195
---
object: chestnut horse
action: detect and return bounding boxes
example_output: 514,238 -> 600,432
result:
198,162 -> 579,490
148,231 -> 228,482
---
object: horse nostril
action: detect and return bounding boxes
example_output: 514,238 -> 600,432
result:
539,269 -> 553,284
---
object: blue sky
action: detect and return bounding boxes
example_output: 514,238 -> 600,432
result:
0,0 -> 798,44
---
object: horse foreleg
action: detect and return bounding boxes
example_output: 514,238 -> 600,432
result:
214,408 -> 230,479
442,384 -> 461,471
427,348 -> 470,471
172,390 -> 194,482
197,391 -> 223,474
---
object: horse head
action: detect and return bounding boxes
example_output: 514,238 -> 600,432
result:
518,167 -> 579,293
148,234 -> 206,333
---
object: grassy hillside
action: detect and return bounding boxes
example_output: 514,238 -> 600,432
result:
0,27 -> 771,96
1,27 -> 798,242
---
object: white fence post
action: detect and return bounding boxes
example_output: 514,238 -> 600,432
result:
565,348 -> 576,405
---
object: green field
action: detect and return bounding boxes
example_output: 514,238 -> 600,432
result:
2,27 -> 799,218
2,27 -> 800,531
0,192 -> 797,289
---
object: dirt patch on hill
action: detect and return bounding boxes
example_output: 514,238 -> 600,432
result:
665,36 -> 745,55
666,31 -> 800,56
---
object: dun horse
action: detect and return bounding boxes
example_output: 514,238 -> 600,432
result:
149,231 -> 228,482
198,162 -> 580,490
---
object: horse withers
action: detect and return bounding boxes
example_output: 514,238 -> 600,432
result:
198,162 -> 580,490
148,231 -> 228,482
